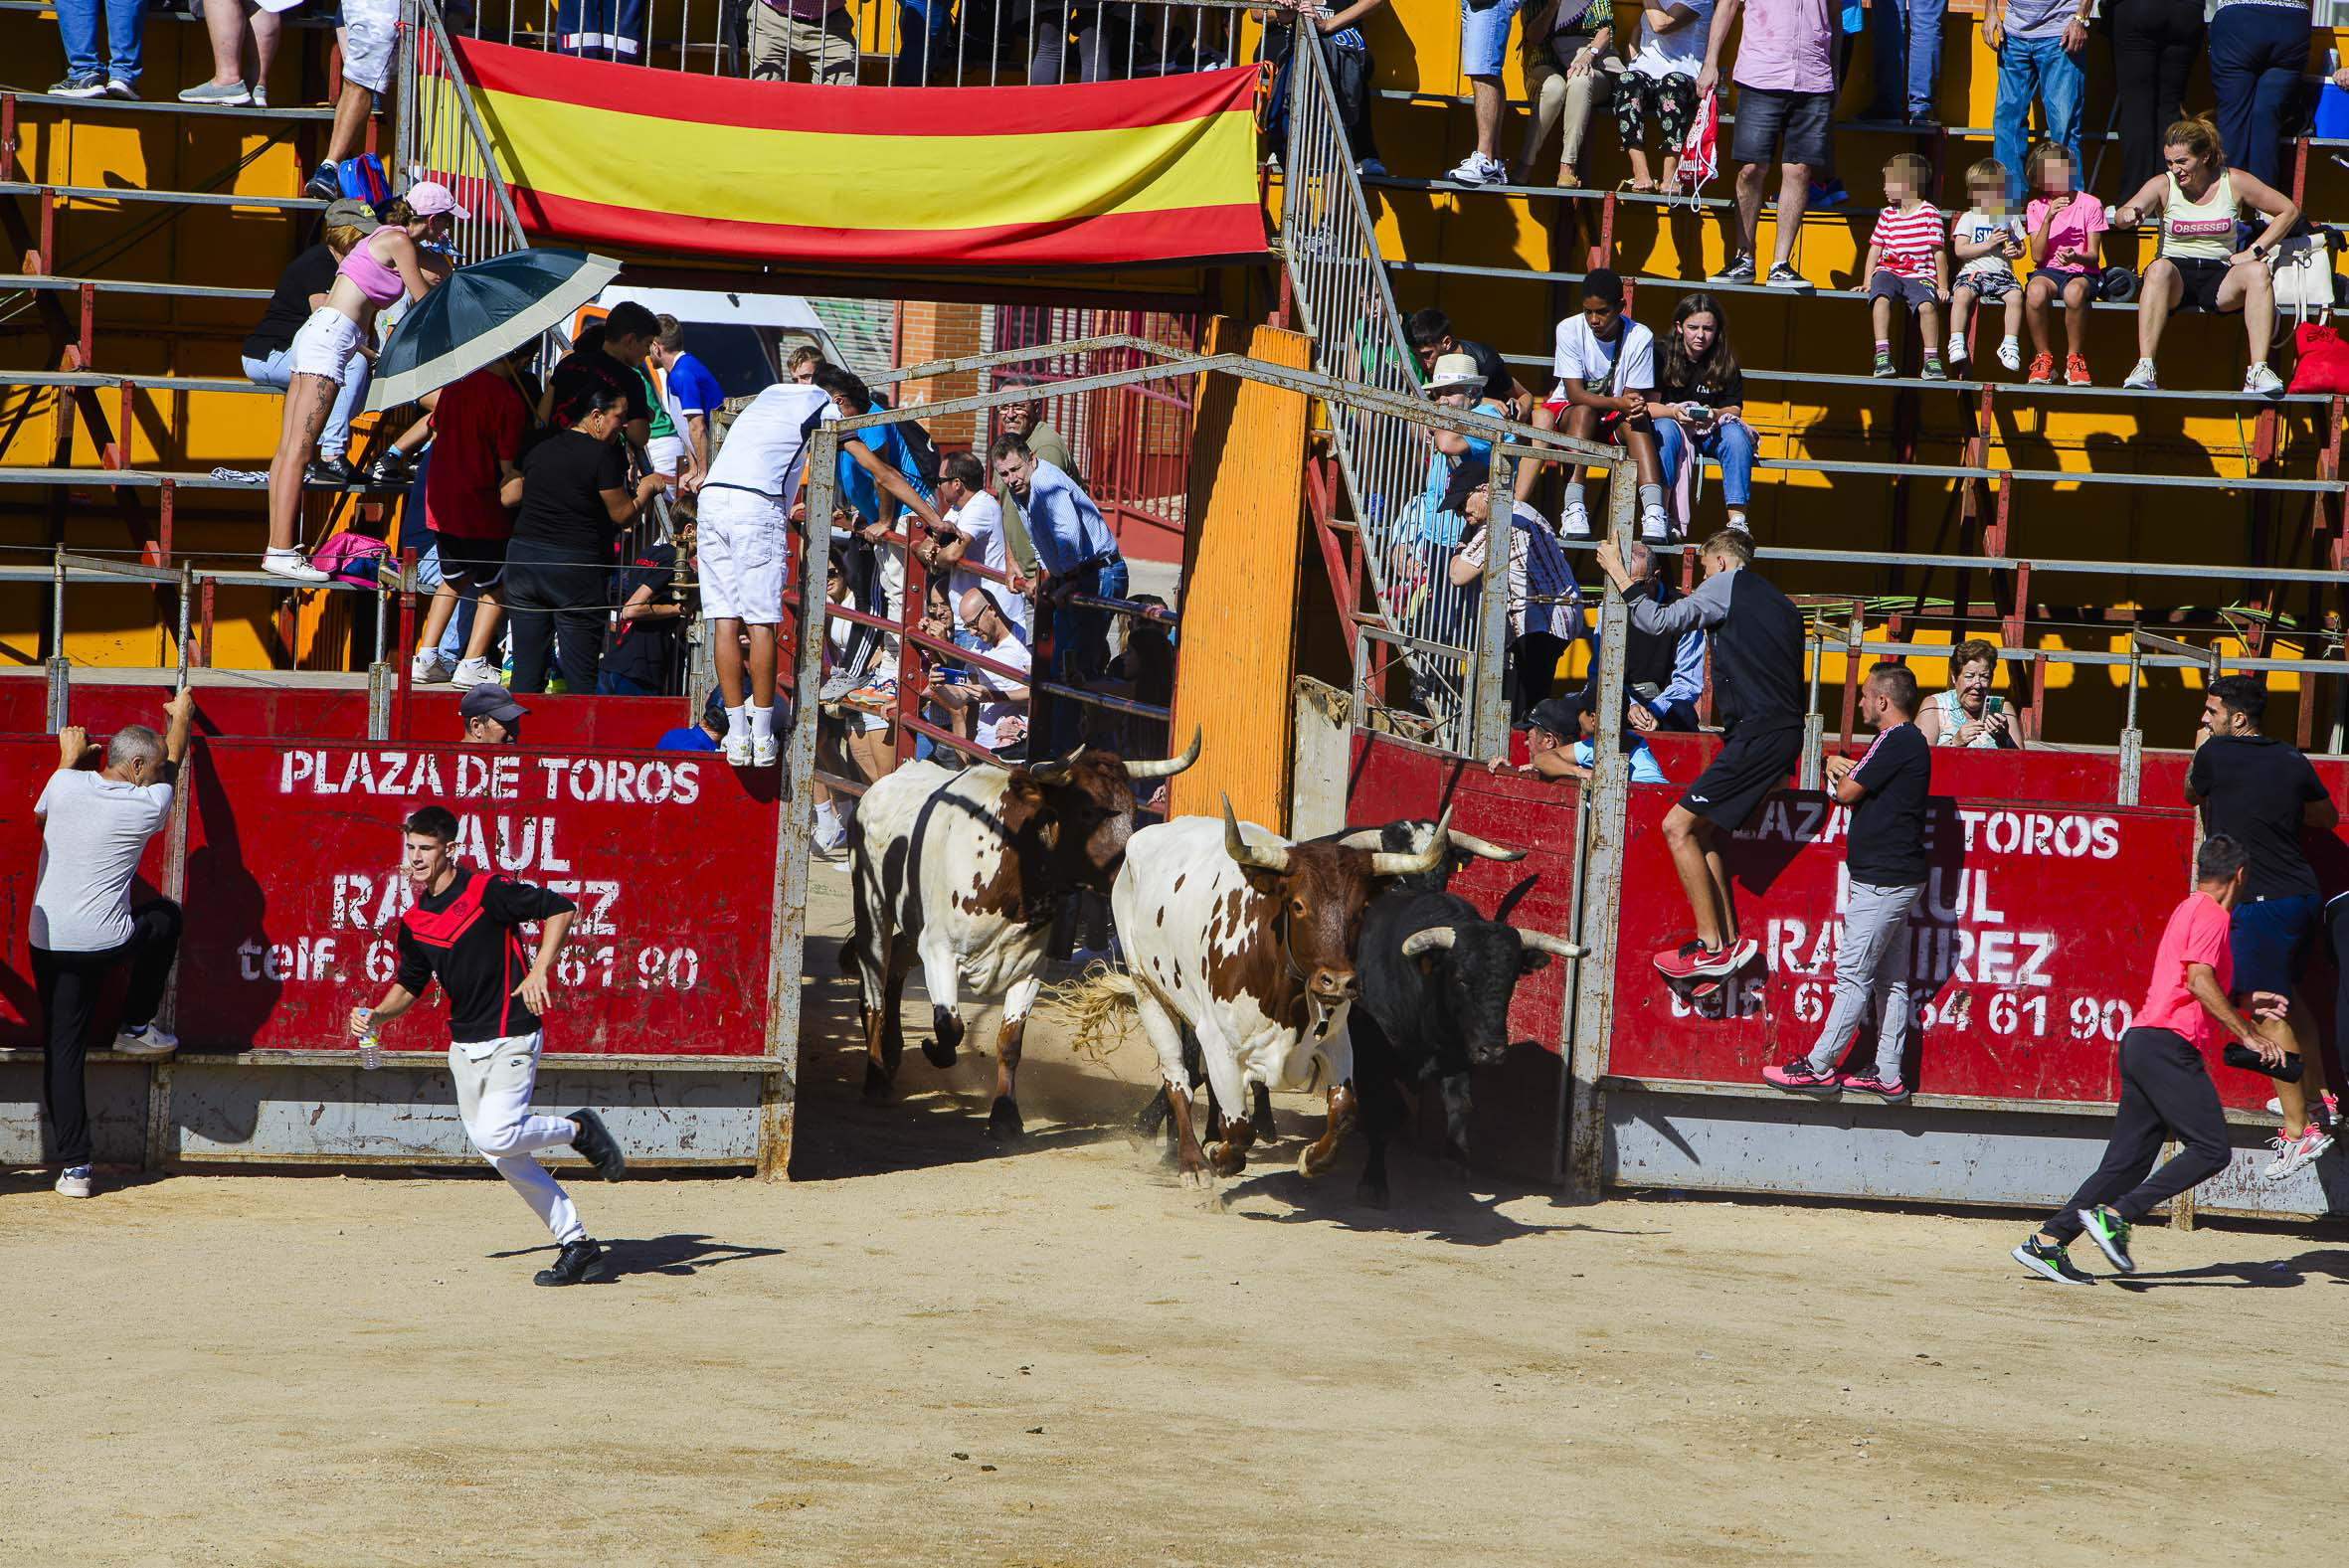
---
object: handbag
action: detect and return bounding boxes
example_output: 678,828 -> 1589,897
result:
2288,319 -> 2349,394
2268,231 -> 2340,318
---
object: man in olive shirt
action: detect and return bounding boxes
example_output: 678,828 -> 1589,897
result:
2185,674 -> 2340,1178
991,384 -> 1072,579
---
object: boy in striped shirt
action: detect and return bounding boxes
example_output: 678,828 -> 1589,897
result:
1864,152 -> 1951,381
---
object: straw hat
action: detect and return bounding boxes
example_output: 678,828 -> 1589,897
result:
1423,352 -> 1485,395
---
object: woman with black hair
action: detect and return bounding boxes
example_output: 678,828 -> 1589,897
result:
500,384 -> 665,694
1648,291 -> 1755,533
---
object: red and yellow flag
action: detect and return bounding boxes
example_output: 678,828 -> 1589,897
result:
447,39 -> 1267,266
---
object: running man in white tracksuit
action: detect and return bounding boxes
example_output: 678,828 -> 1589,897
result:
349,804 -> 628,1286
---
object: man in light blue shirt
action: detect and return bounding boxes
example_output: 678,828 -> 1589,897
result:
1504,692 -> 1669,784
990,434 -> 1127,747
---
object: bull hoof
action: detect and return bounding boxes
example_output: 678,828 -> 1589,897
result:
987,1095 -> 1025,1142
923,1007 -> 964,1069
862,1059 -> 895,1103
1204,1140 -> 1248,1178
1298,1143 -> 1339,1179
1355,1177 -> 1391,1209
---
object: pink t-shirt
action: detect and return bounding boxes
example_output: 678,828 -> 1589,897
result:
1732,0 -> 1836,93
2027,193 -> 2106,275
2133,890 -> 2233,1051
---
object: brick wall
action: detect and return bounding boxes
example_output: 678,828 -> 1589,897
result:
894,301 -> 990,449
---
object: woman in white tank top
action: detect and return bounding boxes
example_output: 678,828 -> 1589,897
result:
2111,113 -> 2301,395
1917,640 -> 2025,749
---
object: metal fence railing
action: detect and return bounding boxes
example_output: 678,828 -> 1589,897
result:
405,0 -> 1262,88
396,0 -> 532,265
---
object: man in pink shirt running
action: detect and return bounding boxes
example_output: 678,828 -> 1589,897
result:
2012,835 -> 2286,1283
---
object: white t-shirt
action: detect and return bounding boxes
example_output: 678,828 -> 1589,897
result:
1628,0 -> 1714,79
1951,206 -> 2021,283
32,769 -> 172,953
1551,314 -> 1657,399
971,632 -> 1032,752
944,492 -> 1027,633
701,381 -> 830,504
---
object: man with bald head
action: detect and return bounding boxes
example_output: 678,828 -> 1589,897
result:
932,585 -> 1032,758
31,688 -> 194,1198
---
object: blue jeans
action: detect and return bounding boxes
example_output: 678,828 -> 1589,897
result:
1870,0 -> 1944,118
55,0 -> 144,83
2210,2 -> 2308,192
1458,0 -> 1523,79
1993,34 -> 2084,201
245,348 -> 371,461
1654,417 -> 1757,507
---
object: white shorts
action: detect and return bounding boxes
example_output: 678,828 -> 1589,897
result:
341,0 -> 398,91
696,484 -> 787,624
287,306 -> 365,384
646,434 -> 687,478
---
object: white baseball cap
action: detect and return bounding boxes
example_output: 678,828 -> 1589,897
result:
402,179 -> 471,219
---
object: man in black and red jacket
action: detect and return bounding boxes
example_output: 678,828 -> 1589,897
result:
349,804 -> 628,1286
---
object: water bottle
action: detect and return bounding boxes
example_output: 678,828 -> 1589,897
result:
351,1007 -> 381,1071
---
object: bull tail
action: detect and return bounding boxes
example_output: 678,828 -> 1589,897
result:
1039,962 -> 1141,1065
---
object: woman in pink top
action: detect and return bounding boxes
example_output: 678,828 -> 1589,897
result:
2019,142 -> 2107,386
262,182 -> 459,584
2011,834 -> 2287,1284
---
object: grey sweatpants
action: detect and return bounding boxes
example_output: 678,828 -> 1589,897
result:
1804,878 -> 1925,1082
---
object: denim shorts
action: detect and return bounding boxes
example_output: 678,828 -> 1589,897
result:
1867,270 -> 1939,310
1459,0 -> 1525,79
2231,893 -> 2320,997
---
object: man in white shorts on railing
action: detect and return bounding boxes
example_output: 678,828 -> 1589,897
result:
303,0 -> 400,202
693,378 -> 833,767
349,805 -> 628,1288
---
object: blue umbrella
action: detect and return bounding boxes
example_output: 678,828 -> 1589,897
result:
365,247 -> 620,412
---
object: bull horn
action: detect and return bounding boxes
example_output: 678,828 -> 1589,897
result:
1369,806 -> 1451,878
1027,758 -> 1072,784
1125,727 -> 1202,780
1221,794 -> 1291,874
1520,931 -> 1586,959
1446,828 -> 1527,862
1401,927 -> 1459,958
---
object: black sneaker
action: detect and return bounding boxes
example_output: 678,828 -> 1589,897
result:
303,162 -> 340,202
2011,1236 -> 2093,1285
1764,262 -> 1814,291
303,455 -> 357,489
2078,1205 -> 2135,1273
1711,252 -> 1756,285
533,1237 -> 611,1287
50,71 -> 108,97
365,448 -> 412,486
568,1109 -> 628,1180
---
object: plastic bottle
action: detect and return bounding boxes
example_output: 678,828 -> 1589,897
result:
352,1007 -> 381,1071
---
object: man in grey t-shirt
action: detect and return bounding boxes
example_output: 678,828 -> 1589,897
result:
30,689 -> 192,1198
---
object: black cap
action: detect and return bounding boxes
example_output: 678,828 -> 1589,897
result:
458,683 -> 527,726
1525,694 -> 1582,737
1439,456 -> 1493,517
702,687 -> 729,732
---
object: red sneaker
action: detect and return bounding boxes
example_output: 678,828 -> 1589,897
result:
1841,1072 -> 1910,1103
1762,1059 -> 1843,1095
2065,352 -> 2091,387
2026,351 -> 2055,385
1655,940 -> 1725,980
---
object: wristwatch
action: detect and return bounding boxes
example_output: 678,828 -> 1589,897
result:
2252,242 -> 2271,261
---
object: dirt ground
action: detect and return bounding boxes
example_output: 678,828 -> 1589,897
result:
2,864 -> 2338,1567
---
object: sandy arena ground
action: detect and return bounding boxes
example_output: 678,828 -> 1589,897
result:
2,867 -> 2339,1566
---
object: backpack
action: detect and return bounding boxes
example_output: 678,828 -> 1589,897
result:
2289,321 -> 2349,395
332,154 -> 391,207
893,415 -> 942,492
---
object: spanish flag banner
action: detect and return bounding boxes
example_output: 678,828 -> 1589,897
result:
446,39 -> 1268,266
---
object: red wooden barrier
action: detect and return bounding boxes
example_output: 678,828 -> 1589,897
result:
2,737 -> 781,1057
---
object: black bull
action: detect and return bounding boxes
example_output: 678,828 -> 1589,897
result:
1133,821 -> 1578,1202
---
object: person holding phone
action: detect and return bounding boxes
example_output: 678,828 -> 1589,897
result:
1918,638 -> 2025,748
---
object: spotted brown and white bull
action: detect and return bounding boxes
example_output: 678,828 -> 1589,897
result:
1096,800 -> 1451,1181
846,731 -> 1200,1139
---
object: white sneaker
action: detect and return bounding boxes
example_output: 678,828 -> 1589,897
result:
113,1024 -> 177,1056
55,1165 -> 92,1198
1945,336 -> 1968,367
723,732 -> 752,766
2264,1126 -> 2335,1179
412,650 -> 454,684
261,549 -> 328,584
1996,338 -> 2022,373
449,656 -> 495,689
752,735 -> 779,768
2122,357 -> 2159,391
1640,506 -> 1671,544
1446,152 -> 1506,187
2244,362 -> 2285,397
1560,505 -> 1593,541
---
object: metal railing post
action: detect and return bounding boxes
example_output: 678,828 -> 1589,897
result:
1562,456 -> 1637,1197
46,546 -> 69,730
1799,619 -> 1826,791
2117,640 -> 2143,805
1470,447 -> 1516,759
